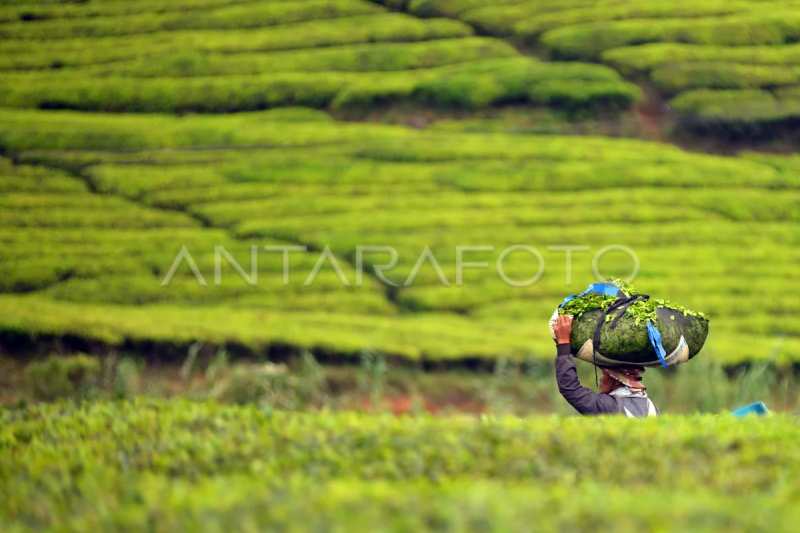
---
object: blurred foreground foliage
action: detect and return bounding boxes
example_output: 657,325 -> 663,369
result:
1,400 -> 799,532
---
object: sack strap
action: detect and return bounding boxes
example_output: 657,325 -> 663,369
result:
563,284 -> 664,369
646,322 -> 668,368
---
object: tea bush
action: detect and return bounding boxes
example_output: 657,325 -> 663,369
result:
26,354 -> 100,401
0,0 -> 385,39
652,63 -> 800,94
540,15 -> 800,61
513,1 -> 749,42
458,1 -> 603,38
669,89 -> 800,138
603,43 -> 800,76
0,58 -> 638,114
4,476 -> 800,532
3,400 -> 799,488
0,0 -> 263,23
77,38 -> 518,77
0,15 -> 474,70
669,89 -> 778,115
409,0 -> 528,19
1,400 -> 800,532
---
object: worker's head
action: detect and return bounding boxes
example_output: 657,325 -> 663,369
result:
598,371 -> 619,394
599,366 -> 646,394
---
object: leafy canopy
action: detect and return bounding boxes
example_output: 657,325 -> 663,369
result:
558,278 -> 709,325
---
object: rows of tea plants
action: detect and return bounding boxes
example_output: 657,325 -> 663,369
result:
0,15 -> 472,70
0,0 -> 387,38
0,0 -> 263,22
1,400 -> 799,531
0,109 -> 798,363
405,0 -> 800,137
0,59 -> 640,114
0,0 -> 639,115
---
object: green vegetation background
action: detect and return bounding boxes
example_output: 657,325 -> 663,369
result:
2,0 -> 799,368
3,2 -> 800,531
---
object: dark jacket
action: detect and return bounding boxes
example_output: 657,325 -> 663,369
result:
555,343 -> 659,418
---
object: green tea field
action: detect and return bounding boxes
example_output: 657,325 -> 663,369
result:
1,108 -> 799,365
2,2 -> 799,531
2,400 -> 799,532
0,0 -> 640,116
396,0 -> 800,138
0,351 -> 794,531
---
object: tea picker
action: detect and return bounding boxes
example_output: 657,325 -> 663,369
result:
550,280 -> 710,418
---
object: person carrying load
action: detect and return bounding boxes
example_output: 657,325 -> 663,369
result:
554,315 -> 659,418
549,280 -> 709,417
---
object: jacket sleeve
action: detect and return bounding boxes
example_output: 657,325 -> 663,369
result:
555,343 -> 621,416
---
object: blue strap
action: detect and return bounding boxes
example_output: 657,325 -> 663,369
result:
560,283 -> 622,308
647,322 -> 668,368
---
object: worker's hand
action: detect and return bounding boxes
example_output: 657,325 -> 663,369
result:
554,315 -> 573,345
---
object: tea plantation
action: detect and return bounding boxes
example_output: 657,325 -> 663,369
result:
1,2 -> 798,530
1,108 -> 799,364
402,0 -> 800,137
0,0 -> 639,115
0,3 -> 797,363
0,400 -> 797,532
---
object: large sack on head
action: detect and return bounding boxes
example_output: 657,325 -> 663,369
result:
549,282 -> 709,368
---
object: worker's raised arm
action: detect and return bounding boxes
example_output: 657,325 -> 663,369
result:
553,315 -> 620,416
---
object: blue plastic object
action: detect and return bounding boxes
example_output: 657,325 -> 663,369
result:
560,283 -> 621,308
646,322 -> 668,368
731,402 -> 770,417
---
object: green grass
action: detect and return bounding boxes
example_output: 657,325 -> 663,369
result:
1,400 -> 799,532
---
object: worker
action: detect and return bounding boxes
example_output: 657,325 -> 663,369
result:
553,315 -> 660,418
